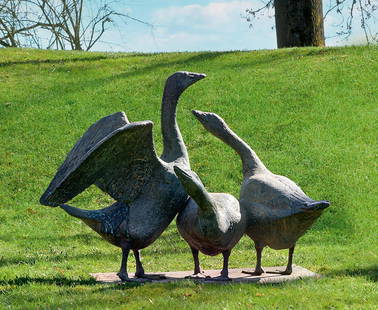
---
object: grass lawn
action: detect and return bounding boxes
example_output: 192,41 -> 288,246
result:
0,46 -> 377,309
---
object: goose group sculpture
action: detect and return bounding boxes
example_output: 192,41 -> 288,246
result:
40,71 -> 330,281
192,110 -> 330,275
40,71 -> 206,281
174,166 -> 245,281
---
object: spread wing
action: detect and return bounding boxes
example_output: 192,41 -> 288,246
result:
40,112 -> 160,206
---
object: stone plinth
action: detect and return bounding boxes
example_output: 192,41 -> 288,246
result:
90,265 -> 319,284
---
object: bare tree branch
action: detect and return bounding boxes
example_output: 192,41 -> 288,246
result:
0,0 -> 152,50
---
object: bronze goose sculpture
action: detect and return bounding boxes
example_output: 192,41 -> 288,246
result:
174,166 -> 245,281
192,110 -> 330,275
40,72 -> 206,281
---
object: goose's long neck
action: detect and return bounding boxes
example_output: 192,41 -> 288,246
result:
188,185 -> 214,216
161,91 -> 189,166
209,123 -> 266,177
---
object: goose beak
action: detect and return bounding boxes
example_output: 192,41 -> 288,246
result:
192,110 -> 206,121
191,110 -> 216,127
188,72 -> 206,84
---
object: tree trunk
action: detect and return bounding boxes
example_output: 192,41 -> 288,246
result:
274,0 -> 325,48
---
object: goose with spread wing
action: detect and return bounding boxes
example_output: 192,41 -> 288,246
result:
40,72 -> 206,281
192,110 -> 330,276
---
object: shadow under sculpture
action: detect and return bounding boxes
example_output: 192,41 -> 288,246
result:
39,71 -> 206,282
193,110 -> 330,275
174,166 -> 245,281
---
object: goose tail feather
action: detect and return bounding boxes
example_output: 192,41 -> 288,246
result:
302,200 -> 330,212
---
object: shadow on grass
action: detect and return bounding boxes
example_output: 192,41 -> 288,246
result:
220,47 -> 346,73
93,277 -> 297,294
0,232 -> 100,243
94,280 -> 198,293
0,55 -> 130,67
0,252 -> 116,268
27,51 -> 231,101
0,272 -> 311,293
107,51 -> 233,79
327,265 -> 378,282
0,48 -> 334,68
223,50 -> 299,68
0,276 -> 142,290
0,276 -> 98,286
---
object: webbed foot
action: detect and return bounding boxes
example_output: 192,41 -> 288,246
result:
266,267 -> 292,275
117,271 -> 128,281
185,272 -> 210,279
205,275 -> 231,282
242,268 -> 265,276
135,273 -> 166,280
132,249 -> 164,280
280,267 -> 292,275
117,272 -> 141,282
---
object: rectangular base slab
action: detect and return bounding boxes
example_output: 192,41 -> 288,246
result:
90,265 -> 319,284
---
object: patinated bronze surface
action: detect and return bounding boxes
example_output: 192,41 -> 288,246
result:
40,72 -> 206,282
192,110 -> 330,275
40,72 -> 329,282
174,166 -> 245,281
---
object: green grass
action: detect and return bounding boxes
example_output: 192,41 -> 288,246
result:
0,46 -> 377,309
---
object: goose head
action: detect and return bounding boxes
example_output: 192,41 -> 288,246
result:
192,110 -> 227,135
164,72 -> 206,100
173,165 -> 205,199
174,165 -> 218,215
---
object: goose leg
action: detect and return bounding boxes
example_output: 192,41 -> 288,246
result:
254,245 -> 265,275
219,249 -> 232,280
185,247 -> 208,279
133,249 -> 145,278
220,249 -> 231,280
133,249 -> 166,280
266,245 -> 295,275
281,245 -> 295,275
242,244 -> 265,276
117,247 -> 130,281
192,247 -> 201,275
206,249 -> 232,281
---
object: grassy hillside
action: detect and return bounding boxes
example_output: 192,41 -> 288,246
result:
0,46 -> 377,309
